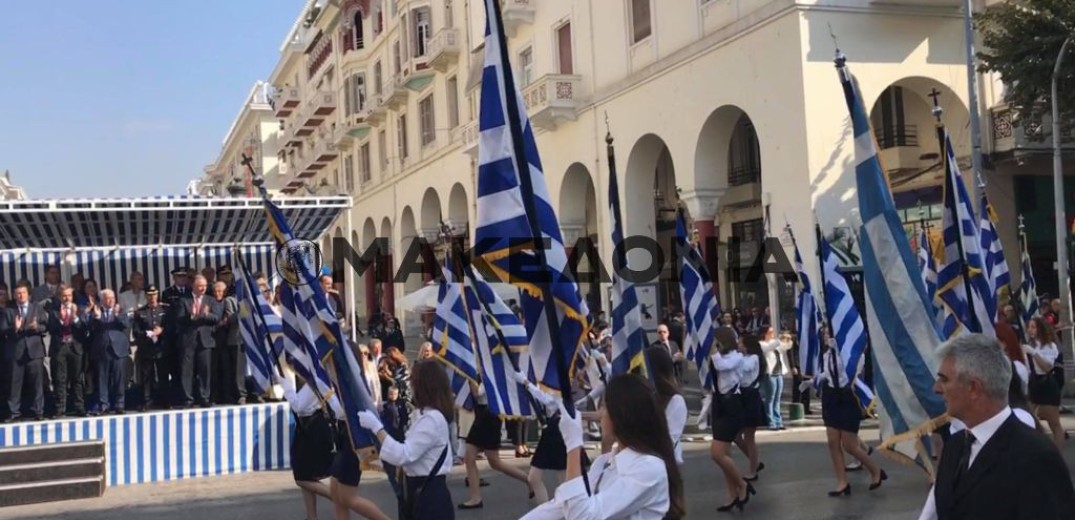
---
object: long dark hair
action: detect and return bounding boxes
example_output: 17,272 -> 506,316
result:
605,375 -> 685,519
1029,316 -> 1057,345
643,347 -> 680,409
410,359 -> 454,421
741,334 -> 767,377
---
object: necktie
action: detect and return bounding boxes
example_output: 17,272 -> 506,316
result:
194,298 -> 201,315
19,305 -> 26,318
955,431 -> 975,485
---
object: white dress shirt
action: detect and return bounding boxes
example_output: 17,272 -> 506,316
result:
760,339 -> 791,377
738,354 -> 761,389
378,408 -> 451,477
521,448 -> 670,520
1027,342 -> 1059,375
665,395 -> 687,465
283,384 -> 322,418
710,350 -> 744,395
917,407 -> 1021,520
819,349 -> 850,388
119,290 -> 147,313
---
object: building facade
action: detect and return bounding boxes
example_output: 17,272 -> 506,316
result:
202,81 -> 282,197
1,170 -> 27,201
210,0 -> 1074,335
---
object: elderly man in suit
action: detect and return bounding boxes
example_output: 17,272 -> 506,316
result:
211,281 -> 243,405
47,284 -> 87,417
0,283 -> 48,422
86,289 -> 130,415
919,334 -> 1075,519
177,275 -> 221,408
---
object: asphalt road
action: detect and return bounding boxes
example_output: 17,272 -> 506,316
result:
4,422 -> 1074,520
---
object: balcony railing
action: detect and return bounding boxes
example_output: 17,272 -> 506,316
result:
459,120 -> 479,157
502,0 -> 535,36
728,165 -> 761,187
521,74 -> 582,131
273,87 -> 301,117
428,28 -> 460,72
874,125 -> 919,150
383,76 -> 408,109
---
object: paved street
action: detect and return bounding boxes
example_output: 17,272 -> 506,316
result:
4,421 -> 1074,520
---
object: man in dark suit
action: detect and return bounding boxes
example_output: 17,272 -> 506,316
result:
921,334 -> 1075,519
177,275 -> 221,408
46,284 -> 87,417
0,283 -> 47,421
211,281 -> 243,405
86,289 -> 130,415
133,286 -> 168,411
162,266 -> 192,406
649,323 -> 684,381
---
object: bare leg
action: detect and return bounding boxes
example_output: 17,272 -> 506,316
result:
485,449 -> 530,489
462,443 -> 482,506
301,489 -> 318,520
740,428 -> 759,475
332,481 -> 391,520
710,440 -> 746,504
826,428 -> 848,490
840,432 -> 880,482
528,467 -> 548,503
297,479 -> 333,500
1037,405 -> 1065,450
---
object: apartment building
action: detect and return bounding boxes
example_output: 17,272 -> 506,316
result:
203,81 -> 282,197
0,170 -> 27,201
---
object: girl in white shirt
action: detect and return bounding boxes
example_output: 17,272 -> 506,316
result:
278,374 -> 336,520
521,374 -> 685,520
358,359 -> 456,519
708,340 -> 753,512
1023,316 -> 1065,449
734,335 -> 766,481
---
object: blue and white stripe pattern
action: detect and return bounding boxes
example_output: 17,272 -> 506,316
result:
263,197 -> 376,452
607,135 -> 648,377
675,211 -> 719,391
1018,238 -> 1039,333
235,268 -> 280,395
917,229 -> 941,324
793,241 -> 821,379
0,404 -> 292,487
464,268 -> 533,419
472,0 -> 589,396
837,54 -> 946,471
979,193 -> 1010,317
936,130 -> 995,338
819,236 -> 869,389
0,251 -> 63,287
431,256 -> 480,387
276,288 -> 337,400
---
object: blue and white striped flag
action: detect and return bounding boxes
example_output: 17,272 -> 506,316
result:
917,228 -> 942,324
837,53 -> 947,474
1018,237 -> 1039,333
792,237 -> 821,379
473,0 -> 589,398
979,193 -> 1010,317
607,130 -> 648,377
676,210 -> 719,391
277,287 -> 338,400
263,197 -> 377,453
464,268 -> 533,419
936,129 -> 995,339
431,256 -> 480,386
819,234 -> 874,409
235,266 -> 279,395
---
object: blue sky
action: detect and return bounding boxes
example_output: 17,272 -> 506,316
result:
0,0 -> 301,198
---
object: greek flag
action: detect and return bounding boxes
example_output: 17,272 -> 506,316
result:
676,210 -> 719,390
819,234 -> 874,408
431,255 -> 480,386
792,237 -> 821,379
277,286 -> 338,401
262,197 -> 377,452
917,228 -> 941,323
463,267 -> 533,419
473,0 -> 589,397
1018,238 -> 1039,332
936,128 -> 995,338
234,266 -> 279,395
607,131 -> 647,377
979,193 -> 1010,316
837,53 -> 946,473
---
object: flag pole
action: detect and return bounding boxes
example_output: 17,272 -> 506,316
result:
487,0 -> 581,415
814,222 -> 836,338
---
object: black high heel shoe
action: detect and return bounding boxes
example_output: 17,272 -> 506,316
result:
743,481 -> 757,496
828,484 -> 851,497
717,498 -> 741,512
869,469 -> 888,491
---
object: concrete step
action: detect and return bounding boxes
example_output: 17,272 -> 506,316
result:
0,476 -> 104,507
0,441 -> 104,466
0,457 -> 104,485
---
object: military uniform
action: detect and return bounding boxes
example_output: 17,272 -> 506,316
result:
133,286 -> 168,410
161,268 -> 192,407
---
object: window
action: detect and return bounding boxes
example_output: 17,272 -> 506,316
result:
400,13 -> 409,61
873,86 -> 914,149
343,155 -> 355,192
445,0 -> 454,28
413,8 -> 432,57
446,76 -> 460,129
397,113 -> 409,162
557,23 -> 574,74
355,74 -> 366,111
344,76 -> 353,115
374,61 -> 383,95
393,40 -> 402,75
378,129 -> 388,171
728,115 -> 761,186
419,95 -> 436,147
353,10 -> 365,50
519,47 -> 533,86
359,143 -> 372,184
630,0 -> 651,44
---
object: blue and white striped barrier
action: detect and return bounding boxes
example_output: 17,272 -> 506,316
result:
0,403 -> 293,487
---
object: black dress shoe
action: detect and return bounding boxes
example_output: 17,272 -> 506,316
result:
458,501 -> 483,509
828,484 -> 851,497
869,469 -> 888,491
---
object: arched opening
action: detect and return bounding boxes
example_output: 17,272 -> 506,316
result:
351,229 -> 363,326
352,10 -> 364,50
624,134 -> 677,326
399,207 -> 422,335
362,218 -> 378,321
559,163 -> 601,313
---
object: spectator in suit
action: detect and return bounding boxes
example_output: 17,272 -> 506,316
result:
31,264 -> 61,306
0,282 -> 10,309
47,285 -> 87,417
86,289 -> 130,415
650,324 -> 684,382
0,283 -> 47,421
212,281 -> 244,405
177,275 -> 222,408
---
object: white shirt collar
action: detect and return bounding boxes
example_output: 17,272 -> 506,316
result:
967,406 -> 1011,447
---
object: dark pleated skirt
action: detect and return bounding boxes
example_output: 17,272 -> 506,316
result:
710,393 -> 745,443
291,412 -> 335,482
1029,373 -> 1062,406
740,387 -> 767,429
330,420 -> 362,486
822,386 -> 861,434
531,416 -> 567,470
465,405 -> 503,451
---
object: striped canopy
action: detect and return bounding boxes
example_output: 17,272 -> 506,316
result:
0,196 -> 350,250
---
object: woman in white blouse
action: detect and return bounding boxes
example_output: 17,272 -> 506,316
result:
734,335 -> 767,481
1023,316 -> 1065,449
277,374 -> 338,520
708,340 -> 753,512
521,374 -> 685,520
358,359 -> 456,519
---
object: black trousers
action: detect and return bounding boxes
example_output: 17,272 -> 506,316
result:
51,343 -> 85,415
95,353 -> 127,412
138,353 -> 169,407
179,346 -> 213,406
213,343 -> 245,404
6,353 -> 44,419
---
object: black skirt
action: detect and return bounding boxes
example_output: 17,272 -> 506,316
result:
531,417 -> 567,471
330,420 -> 363,486
465,405 -> 503,451
822,386 -> 861,434
291,412 -> 335,482
1029,373 -> 1062,406
740,387 -> 767,429
710,392 -> 745,443
404,475 -> 453,520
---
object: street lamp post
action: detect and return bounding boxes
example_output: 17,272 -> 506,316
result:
1051,37 -> 1073,380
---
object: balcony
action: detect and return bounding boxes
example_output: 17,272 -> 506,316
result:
723,166 -> 761,208
428,28 -> 461,72
458,120 -> 479,158
273,87 -> 301,117
873,125 -> 927,173
991,106 -> 1075,157
383,76 -> 408,109
368,96 -> 388,124
297,139 -> 339,178
521,74 -> 583,131
502,0 -> 535,37
336,110 -> 372,148
401,54 -> 436,91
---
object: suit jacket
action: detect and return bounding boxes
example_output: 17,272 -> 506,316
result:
177,295 -> 221,351
31,284 -> 59,305
132,304 -> 168,358
934,413 -> 1075,519
0,303 -> 48,361
215,297 -> 241,346
87,309 -> 131,359
46,304 -> 87,356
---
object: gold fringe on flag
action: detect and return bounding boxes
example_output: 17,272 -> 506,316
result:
876,413 -> 950,479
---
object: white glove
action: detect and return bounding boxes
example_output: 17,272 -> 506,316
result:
357,410 -> 384,433
574,396 -> 588,410
277,375 -> 296,395
1021,344 -> 1034,355
557,402 -> 584,451
530,384 -> 558,410
512,370 -> 529,385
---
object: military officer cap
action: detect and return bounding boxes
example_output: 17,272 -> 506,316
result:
171,267 -> 189,276
146,285 -> 159,295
